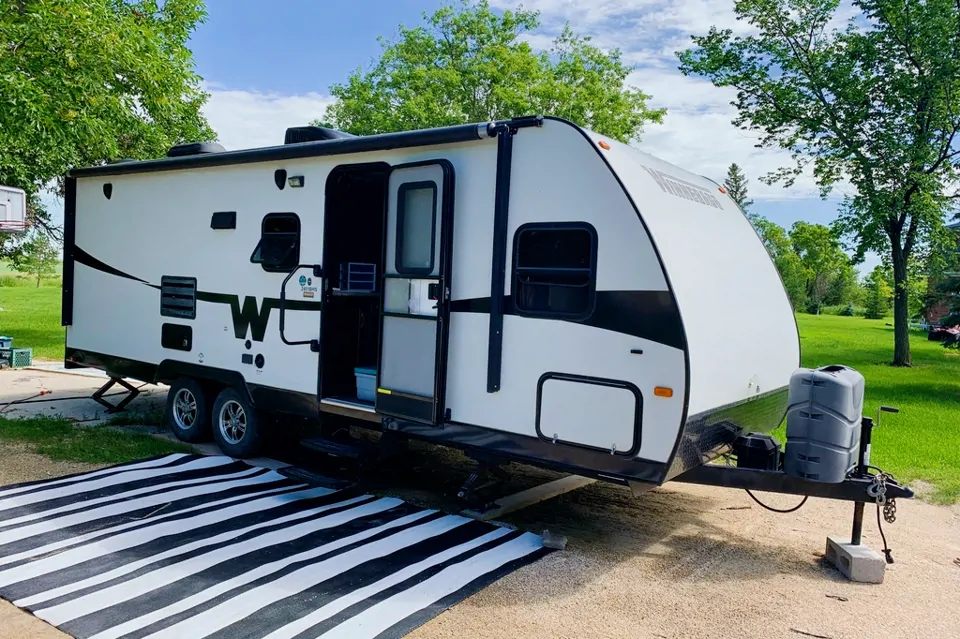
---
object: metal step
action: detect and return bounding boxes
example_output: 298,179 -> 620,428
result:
277,466 -> 355,490
299,436 -> 377,460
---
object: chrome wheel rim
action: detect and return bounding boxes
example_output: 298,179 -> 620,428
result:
218,400 -> 247,445
172,388 -> 198,431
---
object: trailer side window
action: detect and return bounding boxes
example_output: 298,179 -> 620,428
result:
395,181 -> 437,275
251,213 -> 300,272
513,223 -> 597,319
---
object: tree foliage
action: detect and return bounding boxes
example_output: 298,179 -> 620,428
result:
789,221 -> 851,313
724,163 -> 754,214
863,266 -> 894,319
9,229 -> 58,287
318,0 -> 666,142
0,0 -> 215,257
677,0 -> 960,366
754,218 -> 808,309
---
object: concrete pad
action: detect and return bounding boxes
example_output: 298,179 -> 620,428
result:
0,367 -> 167,423
825,535 -> 886,583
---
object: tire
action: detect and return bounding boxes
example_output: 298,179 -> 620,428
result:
166,377 -> 211,443
211,387 -> 263,458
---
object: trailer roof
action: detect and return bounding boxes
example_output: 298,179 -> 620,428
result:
68,119 -> 544,179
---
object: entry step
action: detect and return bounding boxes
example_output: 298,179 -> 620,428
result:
277,466 -> 355,490
300,436 -> 378,460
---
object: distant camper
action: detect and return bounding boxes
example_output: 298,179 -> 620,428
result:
0,185 -> 27,234
60,115 -> 800,493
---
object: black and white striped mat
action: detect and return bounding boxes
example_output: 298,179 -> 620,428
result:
0,453 -> 550,639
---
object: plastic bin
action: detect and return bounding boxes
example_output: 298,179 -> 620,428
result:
354,366 -> 377,403
0,336 -> 11,350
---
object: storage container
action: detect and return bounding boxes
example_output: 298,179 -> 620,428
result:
10,348 -> 31,369
354,366 -> 377,403
0,336 -> 12,350
783,365 -> 864,483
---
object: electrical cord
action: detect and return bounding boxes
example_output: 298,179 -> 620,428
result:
744,489 -> 809,513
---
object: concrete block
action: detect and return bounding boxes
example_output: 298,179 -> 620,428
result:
825,536 -> 886,583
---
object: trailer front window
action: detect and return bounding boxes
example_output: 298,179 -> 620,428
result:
251,212 -> 301,272
513,223 -> 597,320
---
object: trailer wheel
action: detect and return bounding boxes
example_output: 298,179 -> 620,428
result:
165,378 -> 211,443
211,387 -> 263,458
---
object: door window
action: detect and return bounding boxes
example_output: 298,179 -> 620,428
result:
395,182 -> 437,274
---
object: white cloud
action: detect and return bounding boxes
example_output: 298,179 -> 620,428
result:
491,0 -> 859,201
201,84 -> 335,151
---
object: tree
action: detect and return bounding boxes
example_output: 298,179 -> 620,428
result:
789,222 -> 851,314
0,0 -> 215,259
677,0 -> 960,366
10,230 -> 59,287
317,0 -> 666,142
724,163 -> 754,217
754,218 -> 808,309
863,266 -> 894,320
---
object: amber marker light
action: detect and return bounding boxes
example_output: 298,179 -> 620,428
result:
654,387 -> 674,398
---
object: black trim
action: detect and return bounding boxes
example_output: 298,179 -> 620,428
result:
487,126 -> 514,393
61,176 -> 77,327
69,123 -> 489,178
195,290 -> 322,342
274,169 -> 287,190
394,181 -> 438,275
512,222 -> 598,321
72,246 -> 150,284
160,323 -> 192,352
387,418 -> 666,485
376,392 -> 434,423
210,211 -> 236,230
535,372 -> 641,456
102,183 -> 112,200
449,290 -> 686,351
248,384 -> 318,417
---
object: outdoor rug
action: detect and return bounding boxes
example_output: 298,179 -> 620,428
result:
0,453 -> 550,639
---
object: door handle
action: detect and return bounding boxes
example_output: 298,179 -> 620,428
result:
630,349 -> 644,355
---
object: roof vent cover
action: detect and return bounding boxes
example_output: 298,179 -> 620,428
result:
166,142 -> 226,158
284,126 -> 356,145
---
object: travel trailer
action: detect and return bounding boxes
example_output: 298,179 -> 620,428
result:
0,185 -> 27,234
61,115 -> 802,492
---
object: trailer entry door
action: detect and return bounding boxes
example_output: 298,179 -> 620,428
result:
376,161 -> 454,425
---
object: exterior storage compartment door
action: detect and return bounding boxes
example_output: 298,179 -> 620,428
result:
376,161 -> 454,424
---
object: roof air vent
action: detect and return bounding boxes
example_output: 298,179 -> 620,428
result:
284,126 -> 356,145
166,142 -> 227,158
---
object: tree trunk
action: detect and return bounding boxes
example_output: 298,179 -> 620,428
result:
891,243 -> 912,367
35,271 -> 41,288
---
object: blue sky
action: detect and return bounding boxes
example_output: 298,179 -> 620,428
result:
54,0 -> 877,271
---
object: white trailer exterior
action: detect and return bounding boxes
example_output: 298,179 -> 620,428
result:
62,116 -> 800,489
0,185 -> 27,234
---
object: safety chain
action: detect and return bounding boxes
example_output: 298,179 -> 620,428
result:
866,471 -> 898,524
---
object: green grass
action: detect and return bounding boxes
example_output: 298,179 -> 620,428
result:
775,314 -> 960,504
0,286 -> 64,360
0,416 -> 192,465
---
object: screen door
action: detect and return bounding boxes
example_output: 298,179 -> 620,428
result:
376,161 -> 454,424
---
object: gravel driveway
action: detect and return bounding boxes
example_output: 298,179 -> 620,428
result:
0,440 -> 957,639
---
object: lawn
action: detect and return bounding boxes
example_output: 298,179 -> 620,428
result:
781,314 -> 960,504
0,416 -> 191,465
0,286 -> 64,360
